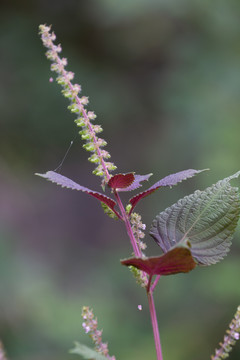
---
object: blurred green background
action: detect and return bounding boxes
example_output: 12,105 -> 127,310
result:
1,0 -> 240,359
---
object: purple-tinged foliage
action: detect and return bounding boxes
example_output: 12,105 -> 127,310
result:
129,169 -> 206,213
107,173 -> 152,192
117,173 -> 152,192
36,171 -> 121,219
121,244 -> 196,276
150,171 -> 240,266
107,173 -> 135,190
38,24 -> 240,360
36,170 -> 205,222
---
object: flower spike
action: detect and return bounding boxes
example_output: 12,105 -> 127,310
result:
211,306 -> 240,360
39,24 -> 117,182
0,342 -> 7,360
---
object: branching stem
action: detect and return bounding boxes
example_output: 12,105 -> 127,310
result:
115,190 -> 163,359
114,190 -> 141,257
39,24 -> 164,360
151,275 -> 161,293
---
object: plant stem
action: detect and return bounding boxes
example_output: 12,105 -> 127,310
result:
147,289 -> 163,360
151,275 -> 161,293
114,190 -> 141,257
115,190 -> 163,359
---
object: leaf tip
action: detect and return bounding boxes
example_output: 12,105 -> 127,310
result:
35,172 -> 47,178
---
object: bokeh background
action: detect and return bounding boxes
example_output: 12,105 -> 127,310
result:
1,1 -> 240,359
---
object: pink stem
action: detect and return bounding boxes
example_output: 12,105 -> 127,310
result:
151,275 -> 161,293
115,190 -> 163,359
114,191 -> 141,257
148,289 -> 163,360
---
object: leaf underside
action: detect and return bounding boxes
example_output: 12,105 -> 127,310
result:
121,244 -> 196,276
107,172 -> 152,192
117,173 -> 153,191
150,171 -> 240,266
129,169 -> 206,214
35,171 -> 121,218
70,342 -> 108,360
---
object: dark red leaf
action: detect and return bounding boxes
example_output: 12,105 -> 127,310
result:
108,173 -> 135,190
129,169 -> 206,213
117,173 -> 152,192
121,246 -> 196,276
36,171 -> 121,219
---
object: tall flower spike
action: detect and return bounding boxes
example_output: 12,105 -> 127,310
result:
39,25 -> 117,183
211,306 -> 240,360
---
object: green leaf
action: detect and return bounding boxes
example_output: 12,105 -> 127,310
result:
70,343 -> 109,360
150,171 -> 240,266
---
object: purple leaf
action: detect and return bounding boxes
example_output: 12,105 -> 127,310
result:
36,171 -> 121,219
121,245 -> 196,276
108,173 -> 135,190
129,169 -> 206,213
117,173 -> 153,192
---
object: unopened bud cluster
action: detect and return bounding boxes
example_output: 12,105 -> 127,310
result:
39,25 -> 117,182
130,265 -> 148,288
211,306 -> 240,360
81,306 -> 116,360
130,212 -> 148,287
130,212 -> 147,251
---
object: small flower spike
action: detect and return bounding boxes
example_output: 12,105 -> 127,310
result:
39,24 -> 116,183
81,306 -> 116,360
130,212 -> 147,251
211,306 -> 240,360
0,342 -> 7,360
